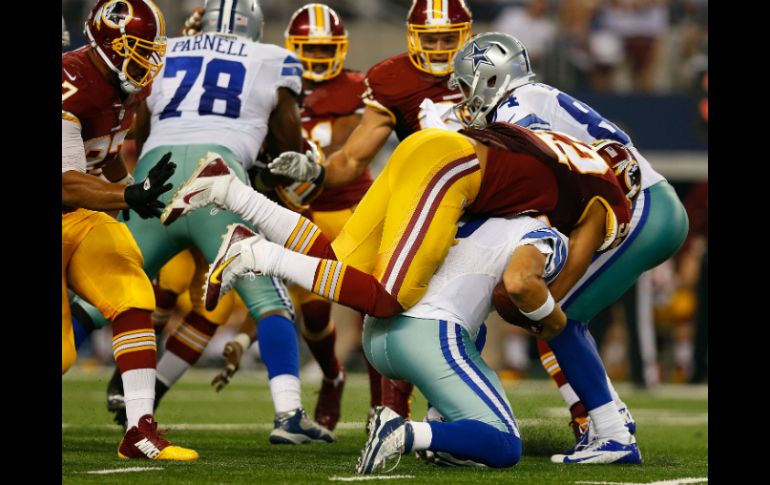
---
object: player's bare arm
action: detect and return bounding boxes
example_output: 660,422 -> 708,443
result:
62,170 -> 132,210
547,200 -> 608,301
501,245 -> 567,340
63,153 -> 177,218
266,87 -> 303,157
325,112 -> 362,156
322,106 -> 393,187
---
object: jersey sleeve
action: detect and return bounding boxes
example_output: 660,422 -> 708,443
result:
275,54 -> 303,96
62,117 -> 86,174
494,85 -> 553,130
362,63 -> 397,124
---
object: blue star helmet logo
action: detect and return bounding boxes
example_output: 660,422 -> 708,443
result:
463,41 -> 494,72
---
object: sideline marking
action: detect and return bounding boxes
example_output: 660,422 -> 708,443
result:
576,478 -> 708,485
329,476 -> 416,482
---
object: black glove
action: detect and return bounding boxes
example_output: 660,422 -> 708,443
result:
124,152 -> 176,219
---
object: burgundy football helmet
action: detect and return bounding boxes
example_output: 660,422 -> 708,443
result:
406,0 -> 473,76
84,0 -> 167,94
285,3 -> 348,82
593,140 -> 642,201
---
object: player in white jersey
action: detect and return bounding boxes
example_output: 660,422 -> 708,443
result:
107,0 -> 334,445
448,32 -> 688,463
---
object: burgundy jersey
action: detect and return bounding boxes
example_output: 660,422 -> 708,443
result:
463,123 -> 632,251
62,46 -> 149,175
302,70 -> 371,211
363,53 -> 463,141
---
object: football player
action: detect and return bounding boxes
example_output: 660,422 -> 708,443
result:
449,33 -> 688,464
355,215 -> 568,473
269,0 -> 474,420
102,0 -> 334,444
62,0 -> 198,461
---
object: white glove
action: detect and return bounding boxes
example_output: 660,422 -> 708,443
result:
268,150 -> 322,182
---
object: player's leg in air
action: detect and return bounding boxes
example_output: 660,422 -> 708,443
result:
130,144 -> 335,444
63,209 -> 198,461
544,183 -> 688,464
162,129 -> 483,318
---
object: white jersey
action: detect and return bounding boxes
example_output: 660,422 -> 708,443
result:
404,216 -> 568,339
141,34 -> 303,170
493,82 -> 665,190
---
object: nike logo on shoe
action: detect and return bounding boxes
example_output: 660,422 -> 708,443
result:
183,188 -> 207,204
561,450 -> 630,463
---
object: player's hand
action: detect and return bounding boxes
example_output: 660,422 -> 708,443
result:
268,150 -> 323,183
181,6 -> 204,36
211,337 -> 246,392
124,152 -> 176,219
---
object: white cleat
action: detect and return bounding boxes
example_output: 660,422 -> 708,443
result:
161,151 -> 235,225
551,437 -> 642,464
356,406 -> 414,475
204,223 -> 265,311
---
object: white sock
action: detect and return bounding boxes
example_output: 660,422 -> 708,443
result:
257,240 -> 320,290
225,177 -> 303,245
122,368 -> 156,429
605,374 -> 623,407
589,401 -> 632,443
156,351 -> 191,387
410,421 -> 432,452
558,383 -> 581,409
270,374 -> 302,414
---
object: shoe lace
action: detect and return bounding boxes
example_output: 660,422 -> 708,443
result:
380,449 -> 404,474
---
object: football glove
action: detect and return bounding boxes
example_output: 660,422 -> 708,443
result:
181,6 -> 204,36
211,334 -> 249,392
124,152 -> 176,219
268,150 -> 324,183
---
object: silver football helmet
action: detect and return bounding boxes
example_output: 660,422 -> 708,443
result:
449,32 -> 535,128
201,0 -> 264,42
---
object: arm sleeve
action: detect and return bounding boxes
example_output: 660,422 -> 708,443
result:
62,116 -> 86,174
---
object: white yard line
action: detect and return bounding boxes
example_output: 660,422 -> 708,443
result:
575,478 -> 707,485
543,408 -> 708,425
329,476 -> 416,482
85,467 -> 162,475
63,422 -> 368,431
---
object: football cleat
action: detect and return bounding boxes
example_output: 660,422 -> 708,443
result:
118,414 -> 199,461
315,368 -> 346,431
269,407 -> 336,444
619,405 -> 637,436
106,367 -> 127,429
356,406 -> 414,474
160,151 -> 235,225
563,407 -> 638,456
551,438 -> 642,465
204,223 -> 264,311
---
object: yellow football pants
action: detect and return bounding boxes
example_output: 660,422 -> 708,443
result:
331,129 -> 482,309
62,209 -> 155,374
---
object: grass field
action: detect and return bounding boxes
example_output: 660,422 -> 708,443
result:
62,366 -> 708,484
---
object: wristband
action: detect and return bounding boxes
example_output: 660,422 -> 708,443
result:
519,292 -> 555,321
234,332 -> 252,350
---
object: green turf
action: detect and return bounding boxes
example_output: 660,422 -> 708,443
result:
62,366 -> 708,484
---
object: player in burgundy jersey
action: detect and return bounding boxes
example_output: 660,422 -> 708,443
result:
268,0 -> 474,420
163,122 -> 632,344
62,0 -> 197,461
